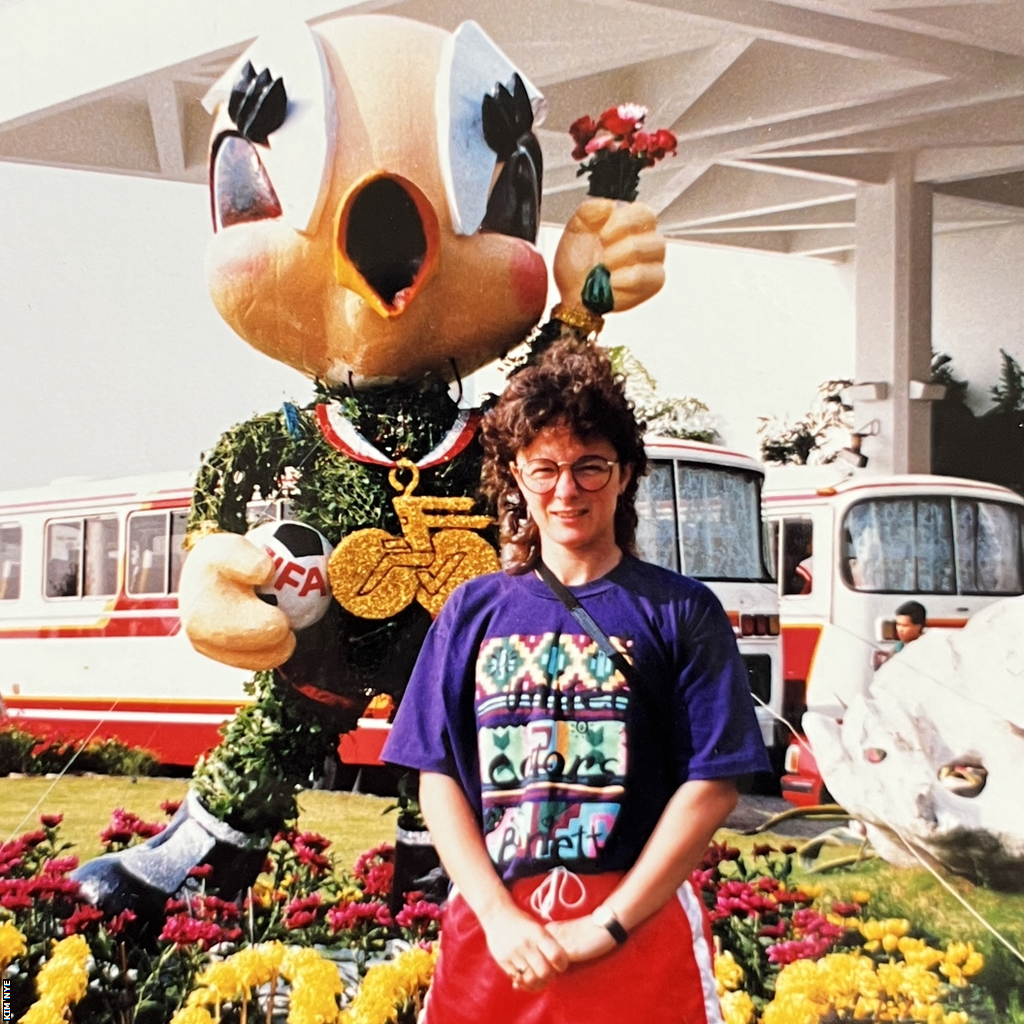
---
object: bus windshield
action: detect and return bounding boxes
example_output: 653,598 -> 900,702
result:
636,460 -> 767,581
841,496 -> 1024,595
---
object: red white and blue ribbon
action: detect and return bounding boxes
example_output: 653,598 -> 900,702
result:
314,402 -> 482,469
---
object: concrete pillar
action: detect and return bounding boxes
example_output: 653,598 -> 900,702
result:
853,154 -> 934,475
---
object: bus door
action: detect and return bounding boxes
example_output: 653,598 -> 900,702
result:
770,508 -> 831,729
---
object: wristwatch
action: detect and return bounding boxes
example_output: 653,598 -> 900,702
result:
591,904 -> 628,945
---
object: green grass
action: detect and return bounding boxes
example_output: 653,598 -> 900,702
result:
0,776 -> 397,873
5,777 -> 1024,998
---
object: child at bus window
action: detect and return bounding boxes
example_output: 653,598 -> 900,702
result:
893,600 -> 926,652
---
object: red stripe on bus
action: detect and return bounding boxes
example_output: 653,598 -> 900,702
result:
781,623 -> 822,682
0,617 -> 180,639
3,696 -> 242,714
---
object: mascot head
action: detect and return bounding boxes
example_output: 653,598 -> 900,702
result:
202,15 -> 550,388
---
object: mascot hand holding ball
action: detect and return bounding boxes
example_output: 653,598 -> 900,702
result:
73,14 -> 667,918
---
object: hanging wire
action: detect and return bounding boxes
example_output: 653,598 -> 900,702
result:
750,612 -> 1024,965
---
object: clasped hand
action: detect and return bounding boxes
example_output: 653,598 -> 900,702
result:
483,906 -> 616,992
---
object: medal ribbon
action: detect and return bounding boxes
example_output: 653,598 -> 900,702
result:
314,402 -> 482,468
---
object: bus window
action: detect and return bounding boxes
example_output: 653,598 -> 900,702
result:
45,521 -> 82,597
635,461 -> 679,572
84,516 -> 118,596
170,512 -> 189,593
0,524 -> 21,600
129,511 -> 192,595
780,518 -> 814,596
676,465 -> 764,580
128,513 -> 167,594
955,500 -> 1024,595
842,498 -> 955,594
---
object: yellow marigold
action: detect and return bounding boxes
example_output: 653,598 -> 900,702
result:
192,960 -> 243,1003
340,946 -> 437,1024
851,890 -> 871,905
939,941 -> 984,988
228,946 -> 279,991
943,1012 -> 970,1024
18,1000 -> 67,1024
719,989 -> 755,1024
896,937 -> 945,970
0,921 -> 27,971
35,934 -> 90,1008
801,883 -> 824,899
252,879 -> 277,907
339,885 -> 363,903
281,946 -> 325,981
170,1007 -> 218,1024
860,917 -> 911,951
287,957 -> 344,1024
714,950 -> 744,994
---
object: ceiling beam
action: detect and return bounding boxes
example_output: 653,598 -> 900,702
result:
630,0 -> 1024,76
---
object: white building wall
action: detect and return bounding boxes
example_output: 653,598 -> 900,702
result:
933,222 -> 1024,416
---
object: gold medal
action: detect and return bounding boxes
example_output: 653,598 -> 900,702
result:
329,460 -> 499,619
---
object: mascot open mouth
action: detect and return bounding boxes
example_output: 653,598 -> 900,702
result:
334,174 -> 440,318
938,762 -> 987,797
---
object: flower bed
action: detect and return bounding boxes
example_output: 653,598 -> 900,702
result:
1,807 -> 1021,1023
1,806 -> 437,1023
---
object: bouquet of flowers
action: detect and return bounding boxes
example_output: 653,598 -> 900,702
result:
570,104 -> 677,202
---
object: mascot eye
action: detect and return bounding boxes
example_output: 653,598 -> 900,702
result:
210,133 -> 283,231
480,74 -> 542,243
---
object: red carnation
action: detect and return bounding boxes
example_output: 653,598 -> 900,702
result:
569,115 -> 599,160
598,103 -> 647,137
64,904 -> 105,935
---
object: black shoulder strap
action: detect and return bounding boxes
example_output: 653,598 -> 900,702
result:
536,562 -> 636,683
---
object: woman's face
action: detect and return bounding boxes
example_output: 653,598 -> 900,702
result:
512,424 -> 631,562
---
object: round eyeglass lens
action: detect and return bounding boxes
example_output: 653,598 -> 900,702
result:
520,458 -> 615,493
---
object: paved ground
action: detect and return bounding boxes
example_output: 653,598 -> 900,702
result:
725,794 -> 851,839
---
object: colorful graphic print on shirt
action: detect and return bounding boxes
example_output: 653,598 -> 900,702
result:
475,632 -> 630,873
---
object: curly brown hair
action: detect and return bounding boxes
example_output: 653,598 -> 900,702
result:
481,337 -> 647,574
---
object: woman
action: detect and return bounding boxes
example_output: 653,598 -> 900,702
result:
382,338 -> 770,1024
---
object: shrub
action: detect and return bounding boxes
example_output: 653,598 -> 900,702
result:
0,719 -> 159,777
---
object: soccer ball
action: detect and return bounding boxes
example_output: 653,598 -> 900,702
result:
246,521 -> 334,631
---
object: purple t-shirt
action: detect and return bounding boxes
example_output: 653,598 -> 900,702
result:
383,556 -> 770,882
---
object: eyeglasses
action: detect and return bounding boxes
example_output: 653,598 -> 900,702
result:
514,457 -> 618,494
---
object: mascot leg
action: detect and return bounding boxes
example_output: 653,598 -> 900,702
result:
71,790 -> 269,920
72,670 -> 338,919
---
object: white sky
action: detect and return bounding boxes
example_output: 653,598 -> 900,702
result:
0,158 -> 854,492
0,0 -> 855,493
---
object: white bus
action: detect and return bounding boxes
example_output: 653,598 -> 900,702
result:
764,467 -> 1024,805
0,442 -> 782,771
637,438 -> 781,769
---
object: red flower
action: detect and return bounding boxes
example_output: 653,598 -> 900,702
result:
40,814 -> 64,828
43,856 -> 79,875
598,103 -> 647,137
327,900 -> 393,933
831,901 -> 861,918
160,800 -> 182,817
64,904 -> 105,935
0,879 -> 33,911
106,909 -> 137,936
569,115 -> 599,160
395,898 -> 442,934
187,864 -> 214,880
284,893 -> 323,930
100,809 -> 165,849
20,830 -> 47,849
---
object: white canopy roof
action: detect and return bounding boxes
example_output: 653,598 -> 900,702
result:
2,0 -> 1023,261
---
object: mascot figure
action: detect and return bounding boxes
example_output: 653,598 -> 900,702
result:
73,14 -> 666,918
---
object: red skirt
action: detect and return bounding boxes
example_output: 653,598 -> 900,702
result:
422,872 -> 724,1024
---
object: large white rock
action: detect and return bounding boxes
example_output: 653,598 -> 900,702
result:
804,594 -> 1024,889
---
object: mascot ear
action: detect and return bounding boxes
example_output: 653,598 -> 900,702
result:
203,18 -> 332,234
436,20 -> 545,237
